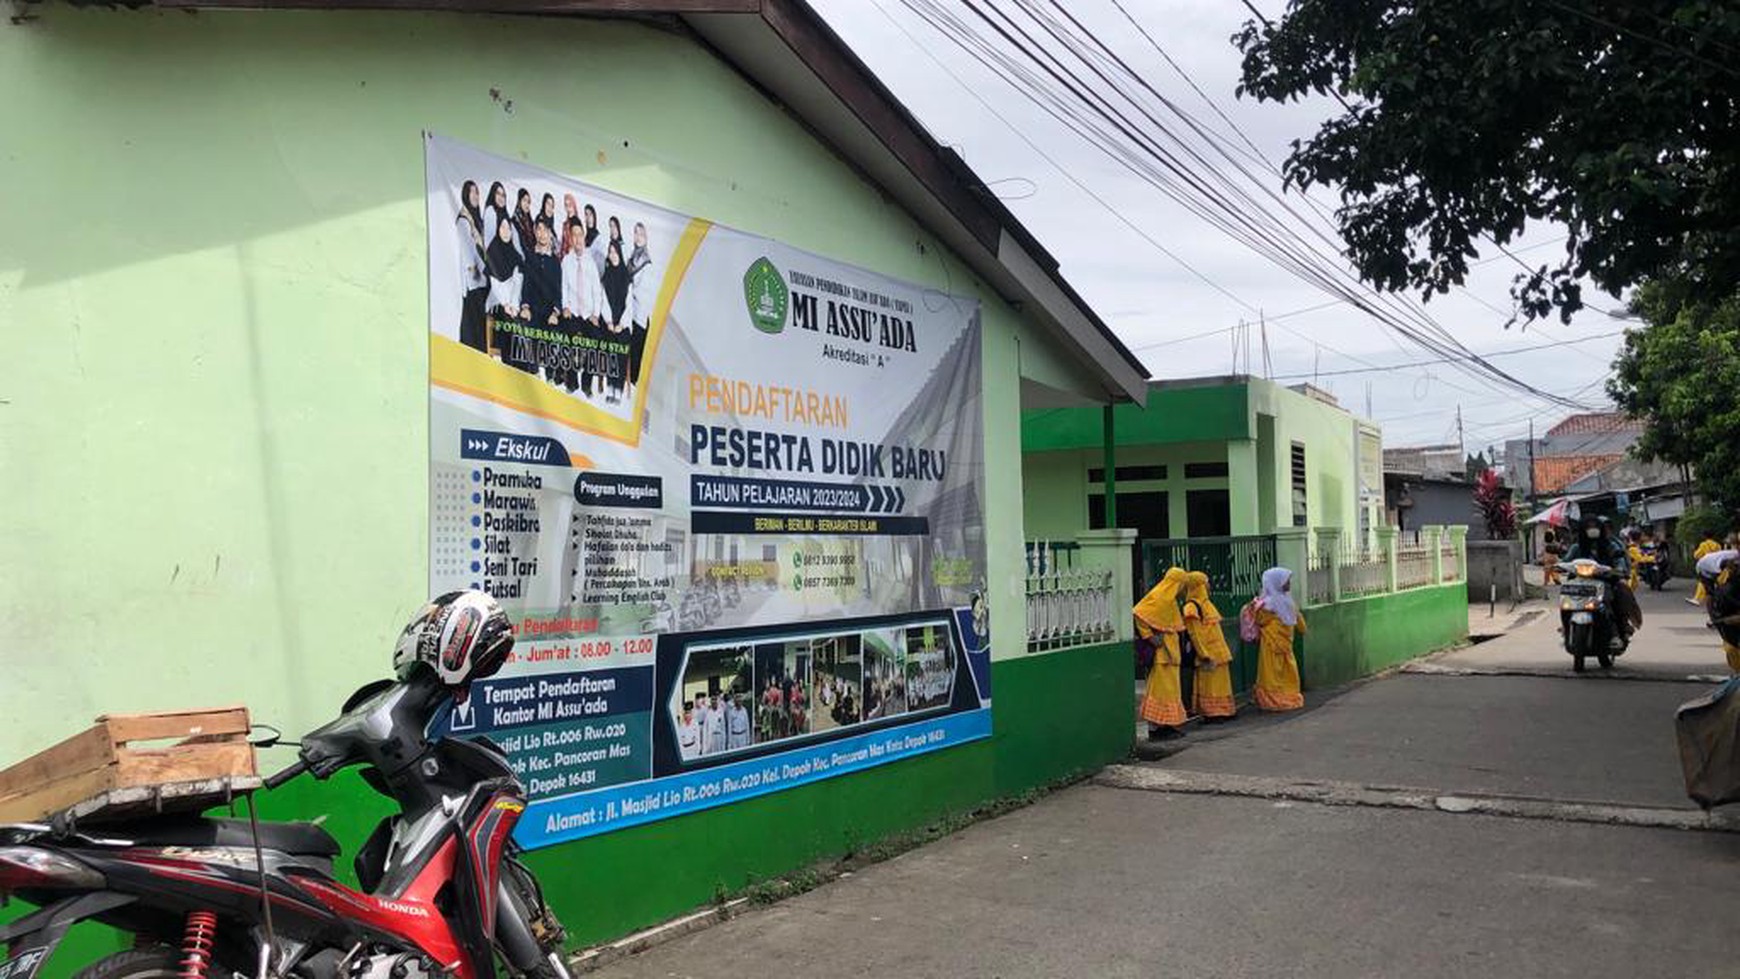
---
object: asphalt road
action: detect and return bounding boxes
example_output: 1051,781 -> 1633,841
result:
590,786 -> 1740,979
1436,577 -> 1727,678
589,588 -> 1739,978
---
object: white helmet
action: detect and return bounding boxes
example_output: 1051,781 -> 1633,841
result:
393,590 -> 514,688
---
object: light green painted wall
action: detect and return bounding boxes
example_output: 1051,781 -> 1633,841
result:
0,7 -> 1092,763
1298,583 -> 1467,688
1247,380 -> 1376,538
1020,378 -> 1382,546
1021,448 -> 1095,542
1021,441 -> 1237,542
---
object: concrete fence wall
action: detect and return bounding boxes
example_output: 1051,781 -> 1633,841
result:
1466,540 -> 1525,602
1297,582 -> 1469,689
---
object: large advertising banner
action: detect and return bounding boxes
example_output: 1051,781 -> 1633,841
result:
424,135 -> 989,848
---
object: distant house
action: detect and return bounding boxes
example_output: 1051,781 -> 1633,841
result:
1383,443 -> 1465,480
1384,473 -> 1485,539
1503,412 -> 1645,498
1505,410 -> 1695,541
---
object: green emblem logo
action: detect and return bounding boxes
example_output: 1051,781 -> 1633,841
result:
743,257 -> 789,334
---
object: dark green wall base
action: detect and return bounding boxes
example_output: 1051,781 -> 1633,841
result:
8,641 -> 1133,971
1300,584 -> 1468,689
527,639 -> 1133,945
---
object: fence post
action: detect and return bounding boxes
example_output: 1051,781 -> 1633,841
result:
1075,528 -> 1137,642
1315,526 -> 1344,602
1424,525 -> 1446,583
1273,526 -> 1308,594
1376,524 -> 1400,593
1447,525 -> 1469,583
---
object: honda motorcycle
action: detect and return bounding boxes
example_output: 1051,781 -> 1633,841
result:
0,670 -> 571,979
1556,558 -> 1629,672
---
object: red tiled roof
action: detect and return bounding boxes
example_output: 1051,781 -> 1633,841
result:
1533,454 -> 1624,494
1545,412 -> 1641,437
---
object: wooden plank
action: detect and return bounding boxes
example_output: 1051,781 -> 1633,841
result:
98,706 -> 250,745
0,726 -> 115,802
113,741 -> 257,788
0,767 -> 118,824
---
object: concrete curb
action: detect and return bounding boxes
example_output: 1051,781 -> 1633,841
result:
1095,764 -> 1740,834
570,899 -> 751,973
1401,662 -> 1726,684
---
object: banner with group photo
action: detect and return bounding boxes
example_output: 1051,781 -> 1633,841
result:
424,134 -> 989,847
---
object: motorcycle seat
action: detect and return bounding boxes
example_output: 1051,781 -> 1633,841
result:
119,816 -> 340,857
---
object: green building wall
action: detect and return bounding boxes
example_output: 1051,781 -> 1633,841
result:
1022,377 -> 1383,545
0,5 -> 1132,961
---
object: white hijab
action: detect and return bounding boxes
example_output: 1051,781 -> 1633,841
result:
1260,567 -> 1299,627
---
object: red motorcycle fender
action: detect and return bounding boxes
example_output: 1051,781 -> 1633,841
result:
0,893 -> 136,979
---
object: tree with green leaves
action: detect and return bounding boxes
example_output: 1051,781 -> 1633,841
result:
1608,280 -> 1740,513
1235,1 -> 1740,323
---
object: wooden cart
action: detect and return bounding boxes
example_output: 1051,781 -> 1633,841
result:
0,706 -> 261,825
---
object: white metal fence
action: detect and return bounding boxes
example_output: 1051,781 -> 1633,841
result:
1339,544 -> 1390,598
1440,540 -> 1463,583
1396,542 -> 1436,590
1302,527 -> 1467,608
1025,566 -> 1115,653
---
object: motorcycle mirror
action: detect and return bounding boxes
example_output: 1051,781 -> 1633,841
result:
248,724 -> 298,749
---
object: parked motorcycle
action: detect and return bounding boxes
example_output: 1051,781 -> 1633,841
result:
1638,542 -> 1670,591
0,592 -> 572,979
1556,559 -> 1629,672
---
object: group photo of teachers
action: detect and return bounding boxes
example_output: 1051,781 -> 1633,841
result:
447,176 -> 662,411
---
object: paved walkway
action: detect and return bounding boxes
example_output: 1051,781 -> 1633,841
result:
589,584 -> 1740,978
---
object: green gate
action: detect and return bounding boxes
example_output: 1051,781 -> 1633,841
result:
1139,535 -> 1277,696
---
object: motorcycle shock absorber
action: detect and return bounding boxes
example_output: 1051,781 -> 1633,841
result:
179,911 -> 219,979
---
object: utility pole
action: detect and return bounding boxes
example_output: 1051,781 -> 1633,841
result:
1527,418 -> 1536,506
1456,404 -> 1465,474
1259,311 -> 1273,380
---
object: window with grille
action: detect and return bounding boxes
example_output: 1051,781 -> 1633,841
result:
1290,442 -> 1308,527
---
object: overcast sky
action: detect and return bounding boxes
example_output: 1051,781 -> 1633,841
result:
810,0 -> 1626,458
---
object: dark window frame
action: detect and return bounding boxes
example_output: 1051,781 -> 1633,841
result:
1088,465 -> 1168,484
1184,461 -> 1229,479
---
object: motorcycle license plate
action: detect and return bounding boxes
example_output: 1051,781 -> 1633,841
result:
1570,612 -> 1594,625
0,947 -> 49,979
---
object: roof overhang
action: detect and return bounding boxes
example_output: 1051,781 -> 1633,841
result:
83,0 -> 1149,401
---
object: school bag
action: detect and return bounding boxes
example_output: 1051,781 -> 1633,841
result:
1238,598 -> 1263,644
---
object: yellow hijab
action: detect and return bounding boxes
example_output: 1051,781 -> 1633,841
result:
1134,567 -> 1187,634
1183,571 -> 1222,624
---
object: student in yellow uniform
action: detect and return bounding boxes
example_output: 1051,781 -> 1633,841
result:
1182,571 -> 1236,721
1709,560 -> 1740,672
1692,534 -> 1723,606
1625,531 -> 1644,591
1135,567 -> 1189,738
1253,567 -> 1306,712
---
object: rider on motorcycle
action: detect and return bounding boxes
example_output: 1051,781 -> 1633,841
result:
1561,514 -> 1640,647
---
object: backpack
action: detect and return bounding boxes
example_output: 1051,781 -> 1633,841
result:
1238,598 -> 1263,644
